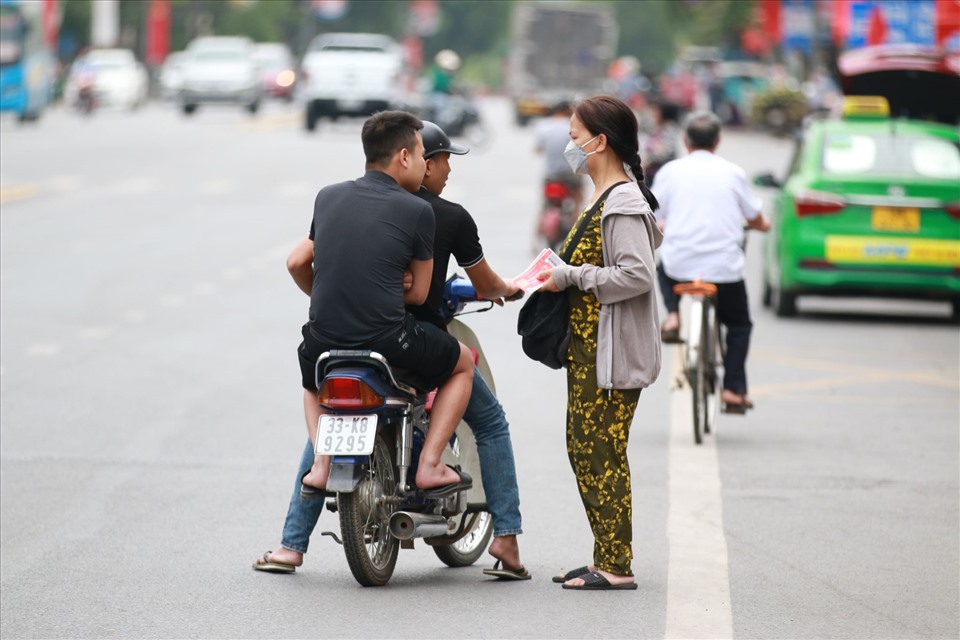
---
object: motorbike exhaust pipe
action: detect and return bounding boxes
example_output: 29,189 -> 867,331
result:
389,512 -> 449,540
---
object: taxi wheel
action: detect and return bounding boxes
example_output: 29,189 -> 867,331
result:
951,298 -> 960,324
771,282 -> 797,317
761,281 -> 772,308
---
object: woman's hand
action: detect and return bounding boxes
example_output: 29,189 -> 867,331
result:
537,269 -> 561,293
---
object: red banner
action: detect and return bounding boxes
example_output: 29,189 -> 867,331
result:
41,0 -> 58,51
145,0 -> 170,66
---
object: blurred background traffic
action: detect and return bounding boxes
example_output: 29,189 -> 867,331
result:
2,0 -> 957,131
3,0 -> 959,317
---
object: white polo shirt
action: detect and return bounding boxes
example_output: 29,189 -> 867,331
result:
652,150 -> 763,283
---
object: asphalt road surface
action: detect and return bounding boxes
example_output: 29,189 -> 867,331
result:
1,97 -> 957,639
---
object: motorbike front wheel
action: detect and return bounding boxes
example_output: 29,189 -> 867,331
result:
338,430 -> 399,586
432,511 -> 493,567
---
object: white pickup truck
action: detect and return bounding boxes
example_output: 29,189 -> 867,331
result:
298,32 -> 414,131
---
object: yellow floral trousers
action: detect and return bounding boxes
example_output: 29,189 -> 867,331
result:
565,361 -> 641,576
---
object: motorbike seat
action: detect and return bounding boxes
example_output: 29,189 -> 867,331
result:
317,350 -> 426,398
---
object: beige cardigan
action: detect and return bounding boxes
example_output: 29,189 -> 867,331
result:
551,181 -> 663,389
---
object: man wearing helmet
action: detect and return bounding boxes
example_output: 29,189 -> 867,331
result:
253,119 -> 531,580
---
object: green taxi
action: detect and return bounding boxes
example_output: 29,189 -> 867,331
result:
755,94 -> 960,319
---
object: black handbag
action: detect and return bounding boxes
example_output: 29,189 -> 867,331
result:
517,182 -> 626,369
517,288 -> 570,369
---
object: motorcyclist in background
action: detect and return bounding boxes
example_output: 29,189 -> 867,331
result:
426,49 -> 460,131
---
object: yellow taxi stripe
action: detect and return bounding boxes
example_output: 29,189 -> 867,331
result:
825,236 -> 960,267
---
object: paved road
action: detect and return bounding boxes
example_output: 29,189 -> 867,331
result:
1,98 -> 957,639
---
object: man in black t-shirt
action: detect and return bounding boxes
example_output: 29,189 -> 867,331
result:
253,121 -> 531,579
409,121 -> 530,577
290,111 -> 475,503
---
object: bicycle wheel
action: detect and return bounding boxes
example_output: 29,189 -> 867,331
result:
689,298 -> 707,445
703,301 -> 723,435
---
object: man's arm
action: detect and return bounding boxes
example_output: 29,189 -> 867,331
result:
745,212 -> 771,232
465,259 -> 522,302
286,236 -> 314,296
404,258 -> 433,305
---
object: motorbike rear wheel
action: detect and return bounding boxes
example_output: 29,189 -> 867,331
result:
432,511 -> 493,567
338,430 -> 399,586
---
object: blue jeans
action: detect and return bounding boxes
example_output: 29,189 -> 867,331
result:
279,366 -> 523,553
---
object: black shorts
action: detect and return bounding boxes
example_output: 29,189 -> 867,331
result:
297,314 -> 461,392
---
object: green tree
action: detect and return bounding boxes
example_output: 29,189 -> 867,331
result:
665,0 -> 756,51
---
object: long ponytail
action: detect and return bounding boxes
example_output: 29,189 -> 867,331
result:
627,153 -> 659,212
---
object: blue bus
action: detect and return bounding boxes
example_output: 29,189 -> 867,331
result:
0,0 -> 56,121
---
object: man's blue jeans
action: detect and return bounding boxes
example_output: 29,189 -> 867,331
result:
279,366 -> 523,554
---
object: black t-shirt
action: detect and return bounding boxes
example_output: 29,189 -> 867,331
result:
308,171 -> 435,345
410,187 -> 484,329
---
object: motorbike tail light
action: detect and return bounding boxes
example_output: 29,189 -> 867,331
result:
544,182 -> 571,200
794,190 -> 846,216
318,377 -> 384,410
944,202 -> 960,220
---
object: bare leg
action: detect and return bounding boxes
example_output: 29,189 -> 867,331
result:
301,389 -> 331,491
254,547 -> 304,568
414,343 -> 474,489
488,535 -> 522,571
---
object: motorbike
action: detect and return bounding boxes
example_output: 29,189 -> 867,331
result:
426,90 -> 489,150
75,74 -> 96,116
537,179 -> 580,253
316,275 -> 496,586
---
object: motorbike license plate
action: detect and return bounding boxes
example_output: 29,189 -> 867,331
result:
315,415 -> 378,455
871,207 -> 919,232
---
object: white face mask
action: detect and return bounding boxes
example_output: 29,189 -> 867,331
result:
563,135 -> 599,175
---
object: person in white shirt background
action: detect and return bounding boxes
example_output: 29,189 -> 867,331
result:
652,111 -> 771,413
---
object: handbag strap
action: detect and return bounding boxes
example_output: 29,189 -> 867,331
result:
559,181 -> 628,263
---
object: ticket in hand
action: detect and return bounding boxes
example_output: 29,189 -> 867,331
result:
513,248 -> 565,293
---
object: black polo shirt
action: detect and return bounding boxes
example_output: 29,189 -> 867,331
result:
409,187 -> 484,330
307,170 -> 435,345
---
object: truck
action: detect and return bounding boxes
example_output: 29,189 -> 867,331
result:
298,32 -> 414,132
507,1 -> 617,126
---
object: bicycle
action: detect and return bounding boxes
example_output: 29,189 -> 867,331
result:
673,280 -> 725,445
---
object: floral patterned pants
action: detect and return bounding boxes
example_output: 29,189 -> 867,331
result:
565,361 -> 641,576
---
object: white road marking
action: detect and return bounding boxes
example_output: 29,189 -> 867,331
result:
193,282 -> 217,295
160,295 -> 186,308
199,179 -> 236,196
47,175 -> 84,192
665,347 -> 733,640
277,181 -> 314,198
77,327 -> 112,340
26,344 -> 60,357
123,310 -> 146,323
221,267 -> 245,280
110,177 -> 161,195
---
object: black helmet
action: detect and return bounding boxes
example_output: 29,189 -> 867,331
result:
420,120 -> 469,159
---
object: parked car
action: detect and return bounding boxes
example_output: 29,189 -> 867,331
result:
252,42 -> 296,101
179,36 -> 261,115
298,32 -> 412,131
755,89 -> 960,319
157,51 -> 186,100
64,48 -> 148,110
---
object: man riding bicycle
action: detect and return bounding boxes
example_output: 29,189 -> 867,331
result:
652,111 -> 770,413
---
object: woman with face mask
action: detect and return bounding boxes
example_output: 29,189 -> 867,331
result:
537,95 -> 663,591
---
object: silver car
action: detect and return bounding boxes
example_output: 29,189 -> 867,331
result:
179,36 -> 261,115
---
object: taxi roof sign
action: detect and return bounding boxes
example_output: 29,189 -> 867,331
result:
842,95 -> 890,120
